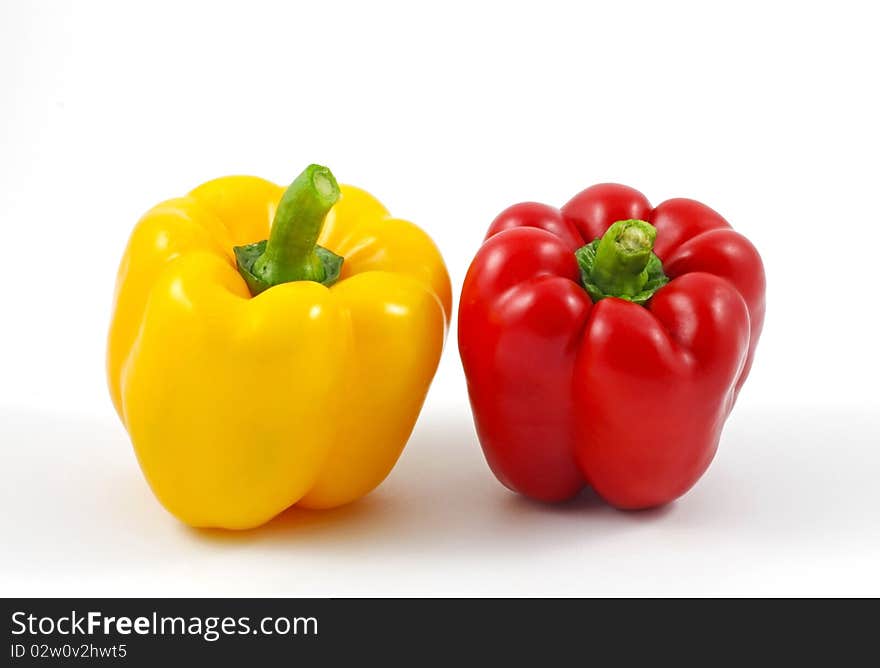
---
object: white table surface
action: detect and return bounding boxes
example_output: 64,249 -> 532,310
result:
3,393 -> 877,597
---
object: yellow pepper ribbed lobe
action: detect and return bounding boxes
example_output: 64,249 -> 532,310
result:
107,173 -> 451,529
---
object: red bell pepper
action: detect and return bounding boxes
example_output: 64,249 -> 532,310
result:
458,184 -> 765,508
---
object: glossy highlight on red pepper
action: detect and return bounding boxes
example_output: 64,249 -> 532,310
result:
458,184 -> 765,508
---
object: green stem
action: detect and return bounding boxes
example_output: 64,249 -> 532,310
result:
251,164 -> 341,287
589,219 -> 657,297
574,219 -> 668,305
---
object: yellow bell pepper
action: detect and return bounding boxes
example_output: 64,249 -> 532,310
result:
107,165 -> 451,529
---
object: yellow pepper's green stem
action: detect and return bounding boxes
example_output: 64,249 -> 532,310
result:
251,164 -> 341,287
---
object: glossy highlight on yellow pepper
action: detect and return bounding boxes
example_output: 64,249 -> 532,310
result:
107,166 -> 451,529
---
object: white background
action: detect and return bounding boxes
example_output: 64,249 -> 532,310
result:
2,0 -> 878,595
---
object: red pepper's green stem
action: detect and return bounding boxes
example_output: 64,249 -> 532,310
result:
251,164 -> 341,287
590,219 -> 657,297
